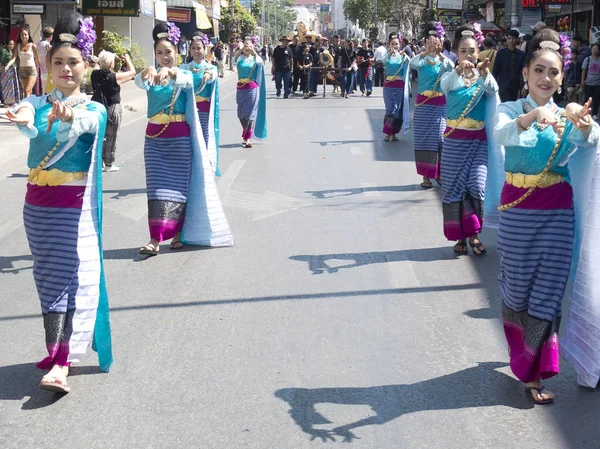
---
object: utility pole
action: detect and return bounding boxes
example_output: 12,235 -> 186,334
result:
261,0 -> 266,45
229,0 -> 235,70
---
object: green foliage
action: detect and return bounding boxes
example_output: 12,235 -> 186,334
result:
343,0 -> 428,37
100,27 -> 146,72
129,42 -> 147,72
252,0 -> 297,44
220,0 -> 258,43
344,0 -> 375,30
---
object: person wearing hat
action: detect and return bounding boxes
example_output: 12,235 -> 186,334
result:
492,29 -> 525,102
272,35 -> 294,98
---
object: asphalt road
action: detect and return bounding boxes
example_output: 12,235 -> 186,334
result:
0,68 -> 598,448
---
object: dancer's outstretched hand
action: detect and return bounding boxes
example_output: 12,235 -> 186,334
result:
566,97 -> 593,130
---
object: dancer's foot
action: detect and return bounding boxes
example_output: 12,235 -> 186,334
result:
453,240 -> 468,255
525,381 -> 555,404
170,233 -> 184,250
469,236 -> 487,256
40,365 -> 70,393
139,239 -> 159,256
420,177 -> 433,189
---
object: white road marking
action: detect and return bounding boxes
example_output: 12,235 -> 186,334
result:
361,182 -> 380,197
350,146 -> 363,156
121,114 -> 147,128
0,216 -> 23,239
219,159 -> 246,190
385,253 -> 420,288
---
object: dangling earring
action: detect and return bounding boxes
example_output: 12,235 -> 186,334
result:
523,79 -> 528,90
558,86 -> 562,94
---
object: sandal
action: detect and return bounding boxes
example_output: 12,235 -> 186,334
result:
420,181 -> 433,189
170,241 -> 184,250
39,374 -> 70,394
525,386 -> 554,405
453,241 -> 468,256
246,143 -> 253,148
139,243 -> 159,257
384,135 -> 391,142
391,136 -> 399,141
469,238 -> 487,256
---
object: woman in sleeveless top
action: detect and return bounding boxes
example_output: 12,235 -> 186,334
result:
10,28 -> 40,98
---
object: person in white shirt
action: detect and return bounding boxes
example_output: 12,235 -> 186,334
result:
36,27 -> 53,94
373,41 -> 387,87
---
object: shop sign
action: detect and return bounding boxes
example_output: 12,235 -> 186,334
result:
82,0 -> 140,16
522,0 -> 570,7
167,7 -> 191,22
142,0 -> 154,18
12,0 -> 75,4
439,9 -> 462,26
12,3 -> 45,14
437,0 -> 463,11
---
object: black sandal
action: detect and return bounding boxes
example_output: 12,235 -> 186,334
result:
469,239 -> 487,256
525,386 -> 554,405
453,241 -> 468,255
420,181 -> 433,189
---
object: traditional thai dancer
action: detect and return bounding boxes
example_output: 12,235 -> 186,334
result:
235,39 -> 267,148
439,25 -> 497,256
180,32 -> 221,175
136,22 -> 233,256
411,22 -> 454,189
0,40 -> 21,106
5,12 -> 112,393
382,33 -> 411,142
491,29 -> 599,402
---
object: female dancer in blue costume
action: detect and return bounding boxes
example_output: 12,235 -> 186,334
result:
6,12 -> 112,393
440,25 -> 497,256
235,39 -> 267,148
137,22 -> 233,256
382,33 -> 411,142
180,32 -> 221,175
492,29 -> 599,402
411,22 -> 454,189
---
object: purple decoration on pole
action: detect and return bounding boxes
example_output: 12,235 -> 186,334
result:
76,17 -> 97,59
167,22 -> 181,46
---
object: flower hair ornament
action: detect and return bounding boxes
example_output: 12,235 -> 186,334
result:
472,23 -> 484,46
435,21 -> 446,40
192,34 -> 210,46
157,22 -> 181,45
58,17 -> 96,59
558,35 -> 572,72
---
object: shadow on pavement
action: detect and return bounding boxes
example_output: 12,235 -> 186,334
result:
289,247 -> 456,275
275,362 -> 530,443
365,109 -> 415,162
103,188 -> 146,199
306,184 -> 424,199
310,140 -> 374,147
0,363 -> 102,410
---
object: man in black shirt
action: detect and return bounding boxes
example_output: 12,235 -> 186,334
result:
357,38 -> 374,96
308,37 -> 323,96
213,42 -> 224,77
338,39 -> 357,98
329,35 -> 342,68
272,36 -> 294,98
289,35 -> 301,94
492,29 -> 525,102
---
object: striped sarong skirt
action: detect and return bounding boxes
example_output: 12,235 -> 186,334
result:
0,65 -> 21,105
440,127 -> 488,240
196,100 -> 211,148
144,121 -> 193,242
23,184 -> 87,369
413,94 -> 446,179
382,80 -> 404,136
236,81 -> 259,140
498,182 -> 574,383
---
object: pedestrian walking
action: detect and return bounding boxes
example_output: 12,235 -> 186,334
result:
272,36 -> 294,98
91,51 -> 136,173
0,40 -> 21,106
136,21 -> 233,257
382,33 -> 411,141
357,38 -> 374,96
180,33 -> 221,173
338,39 -> 356,98
411,22 -> 454,189
492,29 -> 599,403
439,25 -> 498,256
373,40 -> 387,87
297,44 -> 313,98
289,36 -> 301,93
5,27 -> 41,98
492,29 -> 525,102
236,38 -> 267,147
5,12 -> 113,393
308,37 -> 323,96
581,43 -> 600,120
214,41 -> 225,77
36,27 -> 53,94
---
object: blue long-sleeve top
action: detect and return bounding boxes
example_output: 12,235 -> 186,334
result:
237,55 -> 263,81
382,52 -> 408,80
441,69 -> 498,122
180,60 -> 218,99
494,96 -> 600,177
135,68 -> 193,117
411,54 -> 454,93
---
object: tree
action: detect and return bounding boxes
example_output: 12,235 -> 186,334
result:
380,0 -> 429,36
220,0 -> 258,43
253,0 -> 298,44
343,0 -> 375,30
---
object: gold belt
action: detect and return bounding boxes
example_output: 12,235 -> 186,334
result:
386,76 -> 402,81
238,78 -> 252,85
506,172 -> 564,189
28,169 -> 87,186
446,118 -> 485,130
195,96 -> 210,103
420,90 -> 443,98
149,113 -> 186,124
